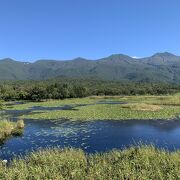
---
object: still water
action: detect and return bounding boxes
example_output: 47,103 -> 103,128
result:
1,118 -> 180,160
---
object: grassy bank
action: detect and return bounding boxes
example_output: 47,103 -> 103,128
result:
6,94 -> 180,120
0,146 -> 180,179
0,120 -> 24,143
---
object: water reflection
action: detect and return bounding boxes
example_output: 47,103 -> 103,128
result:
0,118 -> 180,160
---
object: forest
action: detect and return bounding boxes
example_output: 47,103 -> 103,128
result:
0,78 -> 179,101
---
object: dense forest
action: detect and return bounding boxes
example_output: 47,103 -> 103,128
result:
0,78 -> 179,101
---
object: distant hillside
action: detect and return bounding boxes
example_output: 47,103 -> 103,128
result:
0,52 -> 180,83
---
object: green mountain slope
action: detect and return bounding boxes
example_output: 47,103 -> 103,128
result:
0,52 -> 180,83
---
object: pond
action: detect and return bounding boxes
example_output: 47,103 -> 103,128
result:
1,118 -> 180,160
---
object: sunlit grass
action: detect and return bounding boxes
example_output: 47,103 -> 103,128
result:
5,94 -> 180,120
0,120 -> 24,142
119,94 -> 180,105
20,103 -> 179,120
5,98 -> 97,110
1,145 -> 180,179
121,103 -> 162,111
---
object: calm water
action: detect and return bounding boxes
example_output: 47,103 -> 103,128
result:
1,118 -> 180,160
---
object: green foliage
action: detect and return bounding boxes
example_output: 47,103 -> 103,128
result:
0,101 -> 3,110
1,146 -> 180,179
0,79 -> 180,101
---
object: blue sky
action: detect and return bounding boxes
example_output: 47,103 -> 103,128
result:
0,0 -> 180,61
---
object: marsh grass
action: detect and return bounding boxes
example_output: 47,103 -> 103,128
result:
0,145 -> 180,179
5,94 -> 180,120
122,95 -> 180,106
0,120 -> 24,142
20,102 -> 180,121
121,103 -> 162,111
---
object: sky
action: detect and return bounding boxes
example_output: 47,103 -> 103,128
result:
0,0 -> 180,61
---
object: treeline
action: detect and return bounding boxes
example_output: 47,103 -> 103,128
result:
0,78 -> 179,101
0,83 -> 87,101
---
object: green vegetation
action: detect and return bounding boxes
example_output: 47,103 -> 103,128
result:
0,52 -> 180,83
0,120 -> 24,143
121,103 -> 162,111
0,79 -> 180,101
0,100 -> 3,109
6,94 -> 180,120
1,55 -> 180,179
1,145 -> 180,179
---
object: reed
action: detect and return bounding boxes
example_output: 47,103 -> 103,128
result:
0,145 -> 180,179
0,120 -> 24,142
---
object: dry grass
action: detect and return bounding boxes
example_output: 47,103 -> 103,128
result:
0,120 -> 24,142
121,103 -> 162,111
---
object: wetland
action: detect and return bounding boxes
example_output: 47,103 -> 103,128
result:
0,94 -> 180,161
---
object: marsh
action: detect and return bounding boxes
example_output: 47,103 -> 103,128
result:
1,95 -> 180,161
1,118 -> 180,161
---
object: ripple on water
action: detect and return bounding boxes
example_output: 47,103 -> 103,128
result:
1,118 -> 180,160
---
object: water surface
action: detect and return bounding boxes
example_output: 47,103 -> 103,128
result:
1,118 -> 180,160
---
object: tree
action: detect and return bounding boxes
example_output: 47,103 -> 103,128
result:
0,101 -> 3,109
27,85 -> 47,101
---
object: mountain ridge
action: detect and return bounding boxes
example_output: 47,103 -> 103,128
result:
0,52 -> 180,83
2,52 -> 180,63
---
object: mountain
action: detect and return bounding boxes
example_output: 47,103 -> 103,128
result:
0,52 -> 180,83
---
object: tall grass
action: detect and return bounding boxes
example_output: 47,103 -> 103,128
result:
0,120 -> 24,142
0,145 -> 180,179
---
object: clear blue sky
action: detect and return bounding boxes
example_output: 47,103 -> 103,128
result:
0,0 -> 180,61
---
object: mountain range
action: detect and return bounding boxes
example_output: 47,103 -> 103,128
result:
0,52 -> 180,83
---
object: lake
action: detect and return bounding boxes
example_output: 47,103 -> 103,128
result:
1,118 -> 180,160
